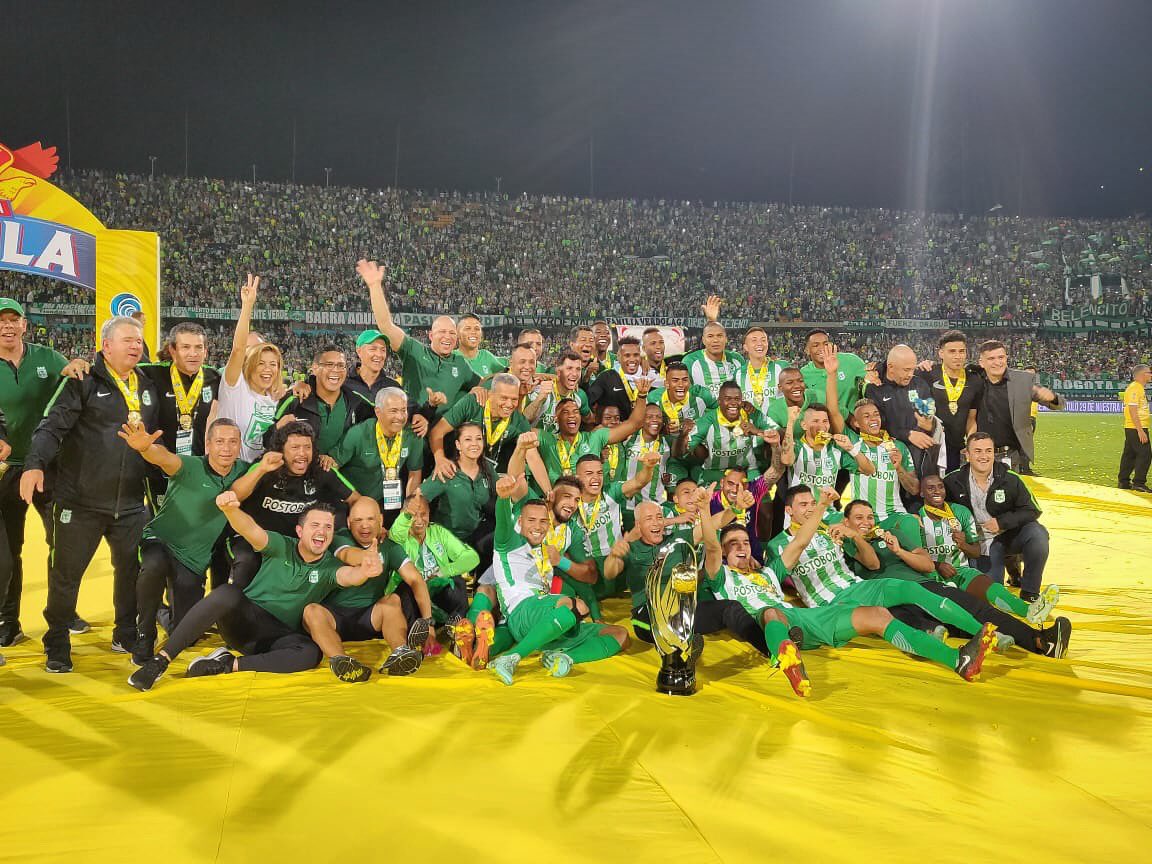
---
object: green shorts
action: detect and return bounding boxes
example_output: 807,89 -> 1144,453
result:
506,595 -> 603,653
830,577 -> 917,610
779,605 -> 858,650
942,565 -> 983,591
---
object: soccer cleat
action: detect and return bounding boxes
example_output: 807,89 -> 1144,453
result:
381,645 -> 422,676
45,653 -> 73,674
472,611 -> 496,671
329,655 -> 372,683
489,652 -> 521,686
68,617 -> 91,635
955,623 -> 996,682
541,651 -> 573,678
128,655 -> 169,691
452,617 -> 476,666
1043,617 -> 1072,659
992,632 -> 1016,654
1026,584 -> 1060,626
186,647 -> 235,678
775,639 -> 812,697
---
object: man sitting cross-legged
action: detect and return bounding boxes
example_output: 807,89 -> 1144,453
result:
128,497 -> 382,691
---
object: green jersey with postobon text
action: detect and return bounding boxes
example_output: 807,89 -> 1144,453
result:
687,407 -> 771,478
568,482 -> 627,559
919,503 -> 979,568
766,529 -> 860,607
682,349 -> 745,399
538,426 -> 611,480
618,431 -> 672,505
845,430 -> 912,521
534,387 -> 591,435
710,558 -> 793,615
736,361 -> 789,416
243,531 -> 344,630
790,439 -> 847,494
491,497 -> 553,615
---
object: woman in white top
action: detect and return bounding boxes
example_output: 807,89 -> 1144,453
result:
215,274 -> 284,463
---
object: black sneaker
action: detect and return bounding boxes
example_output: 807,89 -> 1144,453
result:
45,652 -> 73,674
68,617 -> 91,635
0,623 -> 26,647
110,638 -> 134,655
1132,484 -> 1152,494
381,645 -> 423,676
128,655 -> 170,691
1118,482 -> 1133,490
186,647 -> 235,678
1043,617 -> 1072,659
131,637 -> 155,667
406,616 -> 431,652
329,655 -> 372,683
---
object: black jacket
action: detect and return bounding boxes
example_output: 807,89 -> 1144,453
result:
25,356 -> 161,516
262,383 -> 375,451
942,461 -> 1041,534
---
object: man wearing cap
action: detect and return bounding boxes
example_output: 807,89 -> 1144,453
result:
347,328 -> 403,402
357,259 -> 481,423
0,298 -> 90,647
21,315 -> 161,672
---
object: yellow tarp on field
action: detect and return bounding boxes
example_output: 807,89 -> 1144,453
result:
1,477 -> 1150,863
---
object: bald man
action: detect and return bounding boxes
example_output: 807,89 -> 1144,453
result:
357,259 -> 481,421
865,344 -> 940,484
310,496 -> 436,679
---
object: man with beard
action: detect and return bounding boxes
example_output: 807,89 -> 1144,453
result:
678,381 -> 782,484
458,314 -> 506,378
638,327 -> 667,389
358,258 -> 480,422
788,404 -> 873,496
129,501 -> 383,691
228,421 -> 358,588
590,320 -> 617,378
120,418 -> 249,664
316,496 -> 436,679
329,387 -> 423,525
430,373 -> 535,479
524,351 -> 591,435
536,383 -> 648,484
265,345 -> 375,456
683,296 -> 745,400
586,336 -> 648,421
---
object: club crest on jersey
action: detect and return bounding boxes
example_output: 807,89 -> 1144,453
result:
993,490 -> 1006,503
451,367 -> 459,377
36,365 -> 47,378
142,391 -> 153,406
308,570 -> 319,583
59,509 -> 72,524
202,386 -> 213,403
303,480 -> 317,496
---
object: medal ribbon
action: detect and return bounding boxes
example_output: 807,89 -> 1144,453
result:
605,443 -> 620,474
923,503 -> 956,522
859,430 -> 891,446
942,372 -> 965,408
170,364 -> 204,420
556,433 -> 580,474
661,390 -> 687,424
375,423 -> 403,469
483,401 -> 512,448
578,496 -> 602,533
621,375 -> 638,402
111,370 -> 141,416
746,363 -> 769,401
717,409 -> 749,431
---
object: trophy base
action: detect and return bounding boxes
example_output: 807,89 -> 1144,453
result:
656,648 -> 698,697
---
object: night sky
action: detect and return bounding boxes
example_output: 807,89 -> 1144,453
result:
4,0 -> 1151,216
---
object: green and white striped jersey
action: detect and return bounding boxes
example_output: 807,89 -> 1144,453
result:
845,431 -> 912,521
682,350 -> 746,399
789,440 -> 846,494
710,559 -> 793,615
647,385 -> 716,427
688,408 -> 770,477
736,360 -> 788,415
661,502 -> 698,546
534,387 -> 591,435
491,498 -> 553,614
919,503 -> 979,568
569,482 -> 627,559
766,530 -> 860,607
619,431 -> 672,505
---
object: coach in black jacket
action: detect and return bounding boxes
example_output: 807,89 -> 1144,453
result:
22,316 -> 160,672
943,431 -> 1050,602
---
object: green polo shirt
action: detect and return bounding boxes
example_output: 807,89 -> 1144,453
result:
537,427 -> 611,480
462,349 -> 505,378
396,339 -> 479,418
143,456 -> 249,573
0,342 -> 68,464
243,532 -> 344,630
441,395 -> 530,469
315,396 -> 349,455
330,420 -> 423,499
420,468 -> 493,537
326,529 -> 411,609
826,511 -> 926,582
801,352 -> 868,417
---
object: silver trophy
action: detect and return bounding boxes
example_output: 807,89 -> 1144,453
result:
644,538 -> 701,696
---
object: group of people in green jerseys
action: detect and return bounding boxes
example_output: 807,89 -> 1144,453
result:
1,263 -> 1069,697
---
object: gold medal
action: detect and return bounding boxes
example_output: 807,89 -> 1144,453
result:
813,430 -> 832,447
170,364 -> 205,425
110,369 -> 142,426
179,414 -> 193,431
385,467 -> 399,481
941,372 -> 965,414
127,411 -> 143,428
948,518 -> 962,532
948,400 -> 959,413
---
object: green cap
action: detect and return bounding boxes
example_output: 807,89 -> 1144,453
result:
0,298 -> 25,317
355,329 -> 387,348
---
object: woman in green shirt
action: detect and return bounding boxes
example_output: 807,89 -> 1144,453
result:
419,422 -> 496,572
